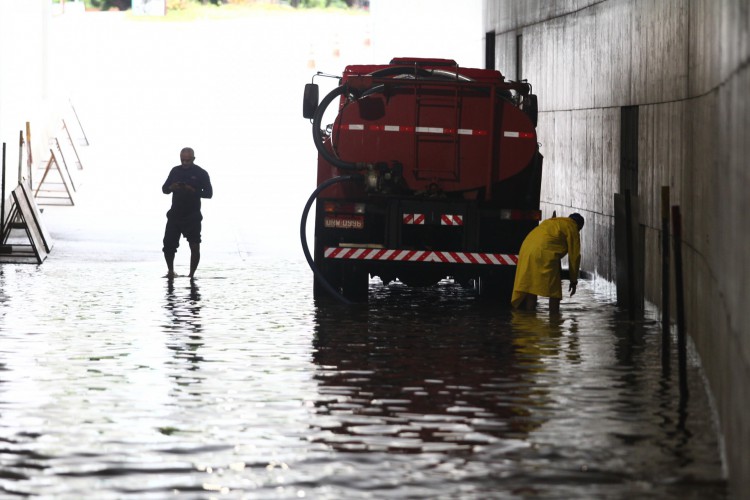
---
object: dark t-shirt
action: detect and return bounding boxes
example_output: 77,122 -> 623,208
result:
162,164 -> 213,218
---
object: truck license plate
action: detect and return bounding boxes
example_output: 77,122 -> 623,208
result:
324,215 -> 364,229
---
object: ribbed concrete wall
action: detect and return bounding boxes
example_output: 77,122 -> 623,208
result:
485,0 -> 749,494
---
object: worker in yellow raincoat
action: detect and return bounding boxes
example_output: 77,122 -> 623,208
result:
511,213 -> 584,313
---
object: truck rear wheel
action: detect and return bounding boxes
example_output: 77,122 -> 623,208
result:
398,271 -> 443,288
313,261 -> 341,300
340,263 -> 369,301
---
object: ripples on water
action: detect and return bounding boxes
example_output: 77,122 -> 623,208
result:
0,254 -> 727,498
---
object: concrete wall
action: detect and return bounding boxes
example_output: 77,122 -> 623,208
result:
485,0 -> 749,494
0,0 -> 50,190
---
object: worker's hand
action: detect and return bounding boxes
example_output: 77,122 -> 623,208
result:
169,182 -> 184,192
569,280 -> 577,297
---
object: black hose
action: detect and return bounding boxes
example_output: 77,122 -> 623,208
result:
369,66 -> 434,79
300,174 -> 363,305
312,85 -> 361,171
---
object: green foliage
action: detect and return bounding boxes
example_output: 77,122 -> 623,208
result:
167,0 -> 191,10
83,0 -> 130,10
289,0 -> 365,8
78,0 -> 365,11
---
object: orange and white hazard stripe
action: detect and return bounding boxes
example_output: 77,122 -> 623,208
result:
440,214 -> 463,226
402,214 -> 463,225
324,247 -> 518,265
402,213 -> 425,225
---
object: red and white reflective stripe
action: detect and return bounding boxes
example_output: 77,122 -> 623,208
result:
339,124 -> 532,138
457,128 -> 487,136
402,213 -> 425,225
433,252 -> 518,265
324,247 -> 518,265
340,123 -> 488,136
440,214 -> 463,226
503,131 -> 535,139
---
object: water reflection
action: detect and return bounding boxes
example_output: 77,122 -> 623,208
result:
510,310 -> 576,364
305,282 -> 726,497
164,278 -> 203,331
609,309 -> 695,463
310,283 -> 569,453
163,279 -> 205,387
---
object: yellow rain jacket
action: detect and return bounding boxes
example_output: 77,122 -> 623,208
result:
511,217 -> 581,308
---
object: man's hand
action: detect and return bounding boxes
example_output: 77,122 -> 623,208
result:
569,280 -> 577,297
169,182 -> 195,193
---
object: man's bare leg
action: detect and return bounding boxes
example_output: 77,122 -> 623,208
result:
549,297 -> 561,314
188,242 -> 200,278
522,294 -> 538,311
164,252 -> 176,279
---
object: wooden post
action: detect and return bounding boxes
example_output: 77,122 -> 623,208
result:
1,143 -> 6,236
661,187 -> 670,371
671,205 -> 689,400
25,122 -> 33,189
624,190 -> 636,320
18,130 -> 23,187
614,193 -> 628,309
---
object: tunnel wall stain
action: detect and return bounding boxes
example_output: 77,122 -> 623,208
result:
485,0 -> 749,494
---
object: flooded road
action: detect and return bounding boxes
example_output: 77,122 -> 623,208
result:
0,8 -> 727,499
0,250 -> 727,498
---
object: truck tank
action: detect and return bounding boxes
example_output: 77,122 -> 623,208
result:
301,58 -> 543,303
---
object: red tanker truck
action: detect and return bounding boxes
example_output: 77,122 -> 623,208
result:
301,57 -> 542,302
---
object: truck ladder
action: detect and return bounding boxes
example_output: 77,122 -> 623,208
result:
412,67 -> 462,183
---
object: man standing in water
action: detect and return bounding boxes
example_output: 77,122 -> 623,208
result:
511,213 -> 584,314
162,147 -> 213,279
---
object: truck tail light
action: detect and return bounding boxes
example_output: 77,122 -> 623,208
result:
323,202 -> 366,214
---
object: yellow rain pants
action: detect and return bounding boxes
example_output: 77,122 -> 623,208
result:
511,217 -> 581,308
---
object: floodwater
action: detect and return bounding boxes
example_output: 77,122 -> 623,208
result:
0,255 -> 728,498
0,7 -> 728,499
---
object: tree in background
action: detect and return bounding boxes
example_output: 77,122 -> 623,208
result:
79,0 -> 368,10
85,0 -> 130,10
290,0 -> 368,7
